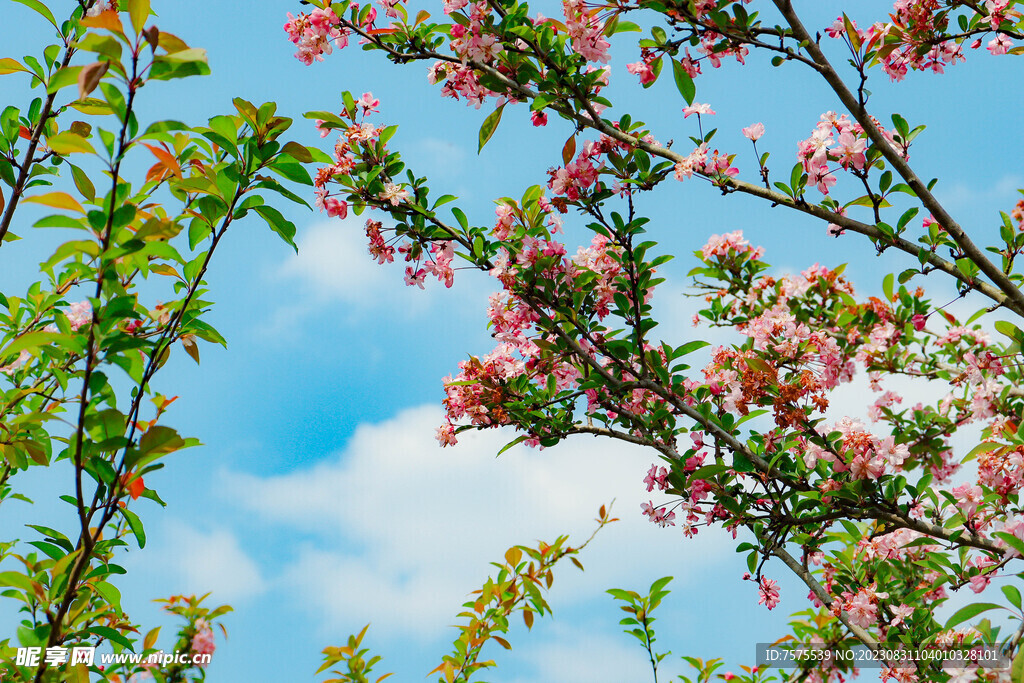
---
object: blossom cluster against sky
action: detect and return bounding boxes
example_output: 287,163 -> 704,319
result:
1,0 -> 1022,681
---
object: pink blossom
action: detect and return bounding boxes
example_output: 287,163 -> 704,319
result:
379,183 -> 410,205
67,301 -> 92,331
324,197 -> 348,219
742,122 -> 765,141
190,620 -> 215,665
643,464 -> 669,492
531,110 -> 548,126
682,102 -> 716,118
436,422 -> 458,446
889,603 -> 914,627
988,33 -> 1014,55
626,60 -> 656,85
758,577 -> 780,610
0,349 -> 31,375
357,92 -> 380,116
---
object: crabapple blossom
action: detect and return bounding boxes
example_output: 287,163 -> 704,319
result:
682,102 -> 715,118
741,122 -> 765,141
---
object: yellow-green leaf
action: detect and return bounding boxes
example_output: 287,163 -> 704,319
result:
23,191 -> 85,213
0,57 -> 31,75
45,132 -> 95,155
128,0 -> 151,36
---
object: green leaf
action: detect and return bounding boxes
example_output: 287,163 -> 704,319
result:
86,625 -> 135,652
478,103 -> 505,153
268,159 -> 312,186
120,507 -> 146,549
995,320 -> 1023,342
732,451 -> 755,473
1011,649 -> 1024,683
882,272 -> 894,302
995,532 -> 1024,557
671,59 -> 695,105
945,602 -> 1003,629
1003,585 -> 1022,610
1,331 -> 62,361
253,204 -> 297,251
46,66 -> 82,94
69,164 -> 96,202
0,571 -> 34,592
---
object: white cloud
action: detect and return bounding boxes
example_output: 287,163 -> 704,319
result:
937,174 -> 1023,209
408,137 -> 468,183
277,218 -> 420,307
137,521 -> 267,603
266,218 -> 494,338
222,404 -> 733,639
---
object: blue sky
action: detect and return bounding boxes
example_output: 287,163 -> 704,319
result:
1,0 -> 1022,681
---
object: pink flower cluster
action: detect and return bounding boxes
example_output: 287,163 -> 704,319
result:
547,140 -> 604,201
758,577 -> 780,610
314,94 -> 388,221
643,463 -> 669,492
641,500 -> 676,527
797,112 -> 908,195
449,3 -> 502,64
833,584 -> 888,629
190,619 -> 215,665
673,143 -> 738,182
802,417 -> 910,480
428,61 -> 500,109
699,230 -> 763,261
826,2 -> 969,81
563,0 -> 610,63
284,7 -> 348,65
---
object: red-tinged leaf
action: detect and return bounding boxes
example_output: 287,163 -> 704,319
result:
78,60 -> 109,100
141,143 -> 182,178
842,14 -> 861,52
570,556 -> 584,571
413,10 -> 430,25
505,547 -> 522,567
562,134 -> 576,166
180,334 -> 200,365
146,162 -> 170,184
80,10 -> 125,35
129,476 -> 145,500
523,609 -> 534,629
23,192 -> 85,213
366,27 -> 399,34
18,126 -> 31,140
940,309 -> 958,325
0,186 -> 5,215
492,636 -> 512,650
376,674 -> 394,683
143,26 -> 160,51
